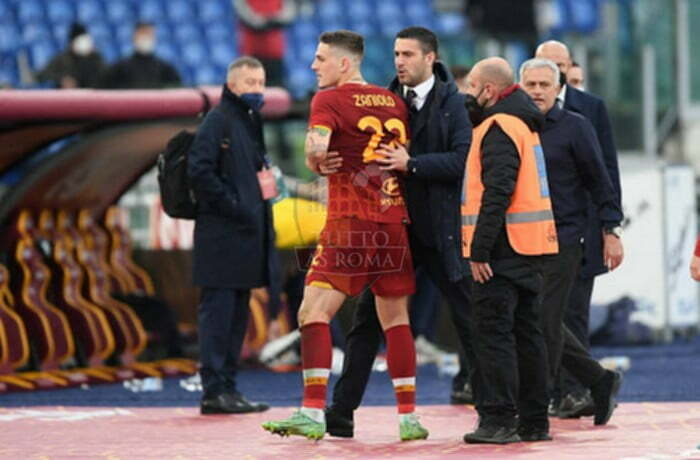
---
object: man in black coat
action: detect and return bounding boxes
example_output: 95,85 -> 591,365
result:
519,57 -> 623,427
101,22 -> 181,89
535,40 -> 624,414
318,27 -> 474,438
188,56 -> 278,414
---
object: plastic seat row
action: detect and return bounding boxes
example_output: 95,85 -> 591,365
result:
0,207 -> 196,392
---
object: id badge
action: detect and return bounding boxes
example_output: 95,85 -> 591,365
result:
257,168 -> 279,200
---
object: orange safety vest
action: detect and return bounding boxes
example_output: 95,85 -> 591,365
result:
461,113 -> 559,258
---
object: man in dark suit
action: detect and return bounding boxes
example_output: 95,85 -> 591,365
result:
535,41 -> 624,415
317,27 -> 474,437
520,57 -> 624,426
188,56 -> 278,414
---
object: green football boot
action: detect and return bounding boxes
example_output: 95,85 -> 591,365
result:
262,411 -> 326,440
399,413 -> 429,441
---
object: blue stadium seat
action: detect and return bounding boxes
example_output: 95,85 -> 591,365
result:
376,1 -> 401,19
348,18 -> 374,37
181,42 -> 207,67
51,21 -> 71,47
405,2 -> 432,25
22,21 -> 52,44
287,66 -> 315,99
139,0 -> 165,22
46,0 -> 75,24
378,20 -> 403,38
296,42 -> 316,65
100,42 -> 121,63
210,42 -> 236,68
0,2 -> 13,21
435,12 -> 465,36
88,21 -> 113,43
173,23 -> 203,45
114,23 -> 134,45
316,0 -> 342,22
29,40 -> 57,70
199,0 -> 231,23
290,19 -> 317,42
105,2 -> 134,24
17,0 -> 45,23
345,0 -> 372,22
166,0 -> 196,24
155,41 -> 179,63
204,21 -> 235,44
0,21 -> 21,52
76,0 -> 103,24
193,64 -> 220,86
155,23 -> 173,44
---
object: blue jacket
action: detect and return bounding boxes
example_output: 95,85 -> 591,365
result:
563,85 -> 622,277
540,104 -> 623,246
188,85 -> 279,288
388,62 -> 472,282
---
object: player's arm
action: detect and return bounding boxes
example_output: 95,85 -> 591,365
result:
305,125 -> 332,173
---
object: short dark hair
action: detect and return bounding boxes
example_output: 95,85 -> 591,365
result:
396,26 -> 439,55
134,21 -> 154,31
451,65 -> 471,80
319,30 -> 364,57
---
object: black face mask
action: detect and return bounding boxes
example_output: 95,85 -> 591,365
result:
465,87 -> 486,125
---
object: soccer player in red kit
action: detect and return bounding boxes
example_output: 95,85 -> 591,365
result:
262,30 -> 428,441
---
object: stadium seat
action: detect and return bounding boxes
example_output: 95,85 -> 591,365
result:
173,23 -> 203,45
17,0 -> 45,23
13,228 -> 75,375
57,211 -> 149,368
435,12 -> 466,36
0,264 -> 35,392
198,0 -> 231,23
154,41 -> 178,64
33,210 -> 116,370
181,42 -> 207,67
105,1 -> 134,24
138,0 -> 165,22
28,40 -> 57,71
50,21 -> 71,48
76,0 -> 103,24
210,42 -> 236,68
203,21 -> 235,45
46,0 -> 74,24
22,21 -> 52,44
0,21 -> 21,52
193,65 -> 219,86
166,0 -> 196,24
316,0 -> 342,22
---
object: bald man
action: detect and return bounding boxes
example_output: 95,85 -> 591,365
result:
535,40 -> 623,418
461,57 -> 551,444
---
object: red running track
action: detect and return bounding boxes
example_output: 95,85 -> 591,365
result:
1,403 -> 699,459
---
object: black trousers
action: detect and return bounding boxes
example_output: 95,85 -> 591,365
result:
560,275 -> 596,395
198,287 -> 251,398
470,257 -> 548,428
331,237 -> 474,414
539,244 -> 582,386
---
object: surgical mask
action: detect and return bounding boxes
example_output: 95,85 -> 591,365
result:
134,36 -> 156,55
72,34 -> 94,56
240,92 -> 265,111
465,87 -> 486,125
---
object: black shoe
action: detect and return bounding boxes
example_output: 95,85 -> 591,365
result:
517,426 -> 553,442
325,407 -> 354,438
463,425 -> 520,444
450,382 -> 475,405
591,370 -> 623,425
558,391 -> 595,419
200,393 -> 270,415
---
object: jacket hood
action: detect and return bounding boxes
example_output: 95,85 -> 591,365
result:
483,85 -> 544,132
388,60 -> 458,104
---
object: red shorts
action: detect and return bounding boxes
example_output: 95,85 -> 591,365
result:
304,218 -> 415,297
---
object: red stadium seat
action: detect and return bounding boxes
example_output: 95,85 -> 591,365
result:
0,264 -> 35,392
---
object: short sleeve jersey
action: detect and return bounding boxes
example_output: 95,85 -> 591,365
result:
308,83 -> 410,223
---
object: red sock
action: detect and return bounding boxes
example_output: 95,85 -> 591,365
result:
301,322 -> 332,409
385,324 -> 416,414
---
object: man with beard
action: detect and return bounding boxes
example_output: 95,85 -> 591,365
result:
318,27 -> 476,438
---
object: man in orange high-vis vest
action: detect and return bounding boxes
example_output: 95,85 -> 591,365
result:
461,57 -> 555,445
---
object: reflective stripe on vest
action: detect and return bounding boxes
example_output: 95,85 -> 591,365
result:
461,112 -> 559,258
